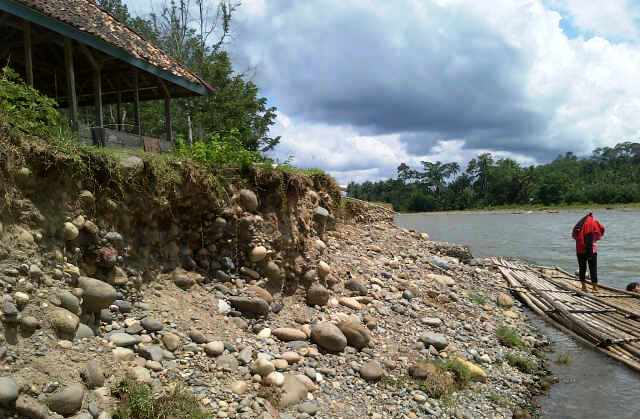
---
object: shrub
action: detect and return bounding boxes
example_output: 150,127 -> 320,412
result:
496,325 -> 523,348
414,359 -> 471,399
505,353 -> 537,373
0,66 -> 67,138
112,379 -> 212,419
442,358 -> 472,386
469,292 -> 488,305
175,129 -> 265,168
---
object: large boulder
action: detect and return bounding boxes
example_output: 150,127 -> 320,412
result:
109,333 -> 139,347
47,383 -> 84,416
420,332 -> 449,351
77,277 -> 117,313
272,328 -> 307,342
228,297 -> 270,317
247,286 -> 273,304
50,308 -> 80,340
239,189 -> 259,212
359,361 -> 385,382
306,283 -> 330,307
0,376 -> 18,406
249,246 -> 267,263
310,322 -> 347,352
337,319 -> 371,350
280,375 -> 308,408
81,361 -> 106,389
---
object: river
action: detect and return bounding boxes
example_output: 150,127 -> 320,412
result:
396,209 -> 640,419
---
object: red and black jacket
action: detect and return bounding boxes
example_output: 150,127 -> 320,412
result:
572,213 -> 605,256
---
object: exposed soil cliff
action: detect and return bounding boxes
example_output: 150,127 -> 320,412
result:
0,131 -> 549,419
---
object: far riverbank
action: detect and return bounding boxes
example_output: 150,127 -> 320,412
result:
391,202 -> 640,215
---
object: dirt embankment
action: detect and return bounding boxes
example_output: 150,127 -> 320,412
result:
0,136 -> 550,419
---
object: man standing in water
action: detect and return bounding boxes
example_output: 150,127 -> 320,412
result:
572,212 -> 605,292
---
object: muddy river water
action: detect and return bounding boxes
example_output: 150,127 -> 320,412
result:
397,210 -> 640,419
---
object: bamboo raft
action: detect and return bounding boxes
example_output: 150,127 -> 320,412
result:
491,257 -> 640,372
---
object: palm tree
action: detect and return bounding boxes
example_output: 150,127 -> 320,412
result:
420,161 -> 460,195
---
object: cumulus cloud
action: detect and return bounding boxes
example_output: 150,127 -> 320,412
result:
546,0 -> 640,40
124,0 -> 640,183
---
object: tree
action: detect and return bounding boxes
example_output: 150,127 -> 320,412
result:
95,0 -> 279,151
347,142 -> 640,211
420,161 -> 460,194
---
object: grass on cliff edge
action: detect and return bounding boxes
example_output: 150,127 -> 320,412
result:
0,65 -> 340,207
112,378 -> 212,419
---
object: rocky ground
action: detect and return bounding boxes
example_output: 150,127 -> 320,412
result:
0,182 -> 552,419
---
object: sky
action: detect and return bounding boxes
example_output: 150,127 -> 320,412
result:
125,0 -> 640,185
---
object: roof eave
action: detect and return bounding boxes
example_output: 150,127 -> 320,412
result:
1,0 -> 210,96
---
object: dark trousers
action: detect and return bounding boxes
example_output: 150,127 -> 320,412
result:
577,253 -> 598,284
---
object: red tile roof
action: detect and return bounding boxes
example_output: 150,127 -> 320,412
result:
13,0 -> 212,92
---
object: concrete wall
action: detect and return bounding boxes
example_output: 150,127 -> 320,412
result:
79,125 -> 172,152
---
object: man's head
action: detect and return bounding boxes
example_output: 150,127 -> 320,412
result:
626,282 -> 640,292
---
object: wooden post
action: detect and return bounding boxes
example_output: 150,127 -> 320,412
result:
187,113 -> 193,146
93,69 -> 103,128
164,97 -> 172,143
116,88 -> 122,131
64,38 -> 79,130
23,21 -> 33,86
133,70 -> 141,136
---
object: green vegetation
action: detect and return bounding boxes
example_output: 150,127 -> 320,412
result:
505,353 -> 538,373
496,325 -> 523,348
413,359 -> 472,399
347,145 -> 640,211
555,352 -> 573,365
112,379 -> 212,419
175,130 -> 265,169
96,0 -> 279,152
0,67 -> 69,140
469,291 -> 488,305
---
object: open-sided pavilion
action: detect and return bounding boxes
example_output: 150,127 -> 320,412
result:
0,0 -> 213,149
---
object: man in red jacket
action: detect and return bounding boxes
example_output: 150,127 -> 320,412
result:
572,212 -> 605,292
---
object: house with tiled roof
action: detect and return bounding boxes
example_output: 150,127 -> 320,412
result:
0,0 -> 213,150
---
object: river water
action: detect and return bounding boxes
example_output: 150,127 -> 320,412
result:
396,210 -> 640,419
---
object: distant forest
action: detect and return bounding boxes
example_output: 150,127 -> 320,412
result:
346,142 -> 640,212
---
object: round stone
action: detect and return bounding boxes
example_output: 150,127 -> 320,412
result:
162,333 -> 181,352
63,222 -> 79,241
264,372 -> 285,387
317,261 -> 331,278
47,384 -> 84,416
0,377 -> 18,406
310,322 -> 347,353
250,246 -> 267,263
204,341 -> 225,357
359,361 -> 385,381
252,358 -> 275,377
77,277 -> 117,313
239,189 -> 259,212
140,318 -> 163,333
272,328 -> 307,342
50,308 -> 80,340
229,380 -> 248,395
